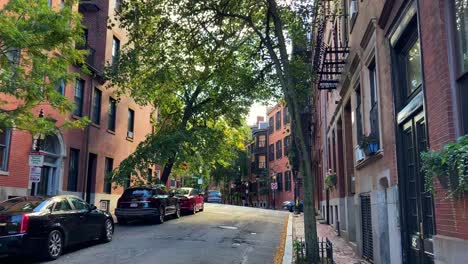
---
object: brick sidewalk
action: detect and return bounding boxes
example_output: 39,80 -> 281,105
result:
292,214 -> 367,264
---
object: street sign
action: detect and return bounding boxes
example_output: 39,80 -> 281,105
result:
197,178 -> 203,185
29,167 -> 41,183
271,182 -> 278,190
29,152 -> 44,167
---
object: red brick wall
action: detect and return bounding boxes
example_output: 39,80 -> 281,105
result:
267,103 -> 296,209
419,0 -> 468,240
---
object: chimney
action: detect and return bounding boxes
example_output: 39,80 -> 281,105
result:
256,116 -> 264,126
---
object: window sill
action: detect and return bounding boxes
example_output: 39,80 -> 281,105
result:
355,150 -> 384,170
0,171 -> 9,176
71,115 -> 82,120
126,137 -> 134,142
106,129 -> 116,135
90,123 -> 100,129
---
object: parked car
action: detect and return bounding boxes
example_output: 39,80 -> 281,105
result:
115,185 -> 180,225
205,190 -> 222,203
174,188 -> 204,214
282,200 -> 303,212
0,195 -> 113,260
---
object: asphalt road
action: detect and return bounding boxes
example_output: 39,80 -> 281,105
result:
2,204 -> 288,264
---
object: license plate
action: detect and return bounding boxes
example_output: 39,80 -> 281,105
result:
130,203 -> 138,208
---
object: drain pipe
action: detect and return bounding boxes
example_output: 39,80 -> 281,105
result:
82,76 -> 94,202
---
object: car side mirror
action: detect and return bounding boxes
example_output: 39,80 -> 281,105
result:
90,204 -> 97,211
169,192 -> 175,197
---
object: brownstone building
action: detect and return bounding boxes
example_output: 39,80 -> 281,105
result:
312,0 -> 467,263
0,0 -> 156,214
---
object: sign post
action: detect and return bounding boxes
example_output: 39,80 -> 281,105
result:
29,152 -> 44,167
29,167 -> 41,183
271,182 -> 277,210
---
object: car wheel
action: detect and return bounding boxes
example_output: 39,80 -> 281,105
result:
44,230 -> 63,260
157,206 -> 165,224
118,218 -> 128,225
101,218 -> 114,243
199,203 -> 204,212
175,204 -> 181,219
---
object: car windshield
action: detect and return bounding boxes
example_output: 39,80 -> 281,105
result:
0,197 -> 49,213
175,189 -> 190,195
122,188 -> 154,199
208,191 -> 221,196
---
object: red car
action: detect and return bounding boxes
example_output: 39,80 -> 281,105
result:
174,188 -> 204,214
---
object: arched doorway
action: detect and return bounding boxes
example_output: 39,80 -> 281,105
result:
31,134 -> 64,196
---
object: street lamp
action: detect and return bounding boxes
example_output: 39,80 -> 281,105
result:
33,109 -> 45,151
272,174 -> 277,210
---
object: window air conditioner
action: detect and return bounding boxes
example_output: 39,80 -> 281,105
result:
127,131 -> 134,138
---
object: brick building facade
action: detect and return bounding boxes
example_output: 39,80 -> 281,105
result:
0,0 -> 156,215
312,0 -> 467,263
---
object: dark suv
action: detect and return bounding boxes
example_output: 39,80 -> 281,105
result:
115,185 -> 180,224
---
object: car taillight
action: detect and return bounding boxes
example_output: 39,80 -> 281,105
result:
20,214 -> 29,234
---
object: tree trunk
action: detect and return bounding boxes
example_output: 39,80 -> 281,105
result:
160,159 -> 175,185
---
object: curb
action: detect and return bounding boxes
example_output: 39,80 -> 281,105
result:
283,213 -> 293,264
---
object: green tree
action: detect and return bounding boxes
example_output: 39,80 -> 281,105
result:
106,1 -> 275,185
0,0 -> 88,134
110,0 -> 319,260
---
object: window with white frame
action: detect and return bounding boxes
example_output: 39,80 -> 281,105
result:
368,60 -> 380,147
0,130 -> 11,171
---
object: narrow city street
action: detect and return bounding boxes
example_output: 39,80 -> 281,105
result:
2,204 -> 288,264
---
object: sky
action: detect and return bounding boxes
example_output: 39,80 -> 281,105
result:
247,102 -> 267,126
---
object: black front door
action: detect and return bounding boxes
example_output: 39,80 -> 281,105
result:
400,111 -> 435,263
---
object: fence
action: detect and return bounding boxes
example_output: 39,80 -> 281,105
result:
294,237 -> 334,264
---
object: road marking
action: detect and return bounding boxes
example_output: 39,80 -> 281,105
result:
219,225 -> 238,230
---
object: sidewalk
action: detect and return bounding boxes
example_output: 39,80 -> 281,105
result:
292,214 -> 367,264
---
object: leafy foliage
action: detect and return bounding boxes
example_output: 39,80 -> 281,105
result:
0,0 -> 88,133
324,172 -> 336,189
421,135 -> 468,198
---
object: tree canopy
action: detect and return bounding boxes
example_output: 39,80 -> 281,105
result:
0,0 -> 88,134
109,0 -> 319,260
106,0 -> 277,185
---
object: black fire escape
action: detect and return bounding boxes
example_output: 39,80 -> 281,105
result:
313,0 -> 349,90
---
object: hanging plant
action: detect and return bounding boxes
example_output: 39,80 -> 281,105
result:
325,172 -> 337,189
421,135 -> 468,198
359,132 -> 379,156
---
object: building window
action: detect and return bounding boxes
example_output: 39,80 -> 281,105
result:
276,140 -> 282,159
285,171 -> 292,191
406,40 -> 422,96
108,98 -> 117,132
147,168 -> 153,183
92,88 -> 102,125
269,117 -> 274,134
115,0 -> 122,12
112,37 -> 120,66
275,111 -> 281,130
104,157 -> 113,194
258,155 -> 266,169
283,106 -> 290,124
355,86 -> 363,145
124,175 -> 131,189
68,148 -> 80,192
127,109 -> 135,139
284,136 -> 291,156
0,130 -> 11,171
269,144 -> 275,161
276,172 -> 283,192
368,61 -> 380,146
452,1 -> 468,135
73,79 -> 85,117
55,79 -> 65,95
257,135 -> 266,148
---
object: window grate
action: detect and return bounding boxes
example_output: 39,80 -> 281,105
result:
361,194 -> 374,262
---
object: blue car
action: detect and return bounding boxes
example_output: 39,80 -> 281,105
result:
206,191 -> 222,203
282,200 -> 303,212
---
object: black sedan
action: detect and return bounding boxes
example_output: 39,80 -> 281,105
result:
115,185 -> 180,224
0,195 -> 114,260
282,200 -> 304,212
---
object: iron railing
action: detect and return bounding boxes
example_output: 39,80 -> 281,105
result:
294,237 -> 334,264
